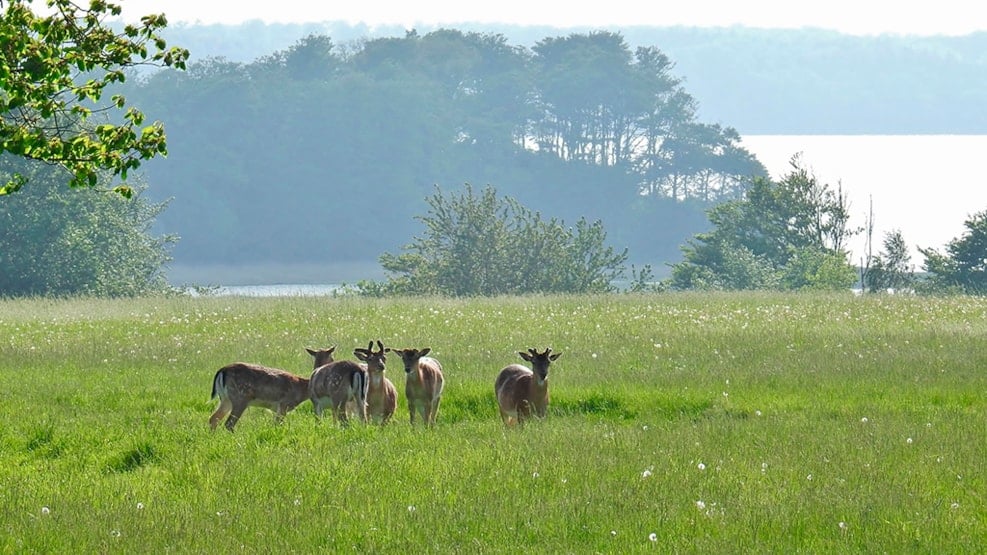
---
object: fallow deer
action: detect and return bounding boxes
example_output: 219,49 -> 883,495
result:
494,347 -> 562,427
354,340 -> 397,424
387,347 -> 444,426
308,348 -> 368,426
209,345 -> 335,431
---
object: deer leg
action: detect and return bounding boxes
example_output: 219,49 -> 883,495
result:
499,407 -> 513,426
225,404 -> 247,432
209,398 -> 232,430
334,402 -> 349,427
429,398 -> 441,426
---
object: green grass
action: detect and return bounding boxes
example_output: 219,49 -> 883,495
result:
1,292 -> 984,553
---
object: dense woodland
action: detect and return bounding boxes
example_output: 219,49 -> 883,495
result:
114,23 -> 987,282
126,29 -> 768,276
159,22 -> 987,134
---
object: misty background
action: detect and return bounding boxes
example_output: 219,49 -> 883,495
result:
126,22 -> 987,285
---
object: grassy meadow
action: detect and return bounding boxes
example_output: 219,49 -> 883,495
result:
1,292 -> 984,553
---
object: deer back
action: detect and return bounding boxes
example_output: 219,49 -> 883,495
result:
213,362 -> 310,411
309,360 -> 368,406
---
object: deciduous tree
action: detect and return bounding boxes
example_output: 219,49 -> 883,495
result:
1,0 -> 188,196
669,155 -> 858,291
920,210 -> 987,294
0,160 -> 175,296
867,230 -> 914,293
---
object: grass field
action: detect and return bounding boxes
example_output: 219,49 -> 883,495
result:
1,292 -> 984,553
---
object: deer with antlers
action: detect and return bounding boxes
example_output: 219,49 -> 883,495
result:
494,347 -> 562,427
353,340 -> 397,424
387,347 -> 444,426
209,346 -> 336,432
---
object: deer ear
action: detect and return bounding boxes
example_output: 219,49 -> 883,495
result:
306,348 -> 317,356
420,348 -> 431,356
550,352 -> 562,361
519,351 -> 533,361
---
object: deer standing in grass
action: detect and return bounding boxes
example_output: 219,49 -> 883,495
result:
387,347 -> 444,426
308,346 -> 368,426
209,346 -> 335,432
354,340 -> 397,425
495,347 -> 562,427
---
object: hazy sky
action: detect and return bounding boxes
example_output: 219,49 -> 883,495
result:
119,0 -> 986,36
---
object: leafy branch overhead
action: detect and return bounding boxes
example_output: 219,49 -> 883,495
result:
0,0 -> 189,196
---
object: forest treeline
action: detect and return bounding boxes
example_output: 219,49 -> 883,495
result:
127,29 -> 767,275
159,22 -> 987,134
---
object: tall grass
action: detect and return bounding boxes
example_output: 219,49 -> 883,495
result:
1,292 -> 984,552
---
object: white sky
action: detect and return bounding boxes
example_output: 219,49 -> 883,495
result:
117,0 -> 987,36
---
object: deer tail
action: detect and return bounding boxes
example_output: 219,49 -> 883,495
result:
211,368 -> 226,400
352,369 -> 368,406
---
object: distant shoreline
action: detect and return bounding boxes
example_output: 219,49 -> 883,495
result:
167,262 -> 385,287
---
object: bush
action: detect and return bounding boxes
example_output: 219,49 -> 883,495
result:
361,184 -> 630,296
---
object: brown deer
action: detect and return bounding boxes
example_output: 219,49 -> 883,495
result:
308,347 -> 368,426
209,346 -> 335,431
494,347 -> 562,427
353,340 -> 397,425
387,347 -> 444,426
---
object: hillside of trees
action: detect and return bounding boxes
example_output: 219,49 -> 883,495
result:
125,29 -> 766,282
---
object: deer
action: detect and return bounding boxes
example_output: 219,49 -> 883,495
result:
353,340 -> 397,425
209,346 -> 335,432
494,347 -> 562,427
386,347 -> 444,426
308,346 -> 368,426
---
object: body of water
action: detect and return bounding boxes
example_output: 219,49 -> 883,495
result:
739,134 -> 987,268
186,284 -> 343,297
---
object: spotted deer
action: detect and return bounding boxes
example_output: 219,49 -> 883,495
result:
387,347 -> 444,426
494,347 -> 562,427
353,340 -> 397,424
209,346 -> 335,431
308,347 -> 368,426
